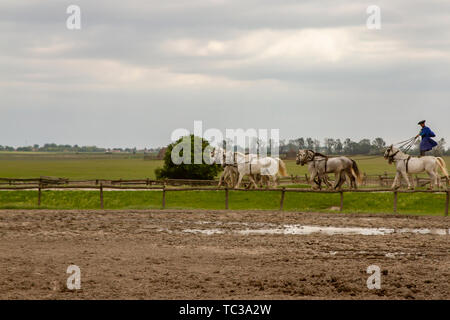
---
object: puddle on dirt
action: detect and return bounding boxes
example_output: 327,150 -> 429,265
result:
183,228 -> 225,235
179,225 -> 449,236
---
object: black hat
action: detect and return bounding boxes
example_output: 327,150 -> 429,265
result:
418,120 -> 426,125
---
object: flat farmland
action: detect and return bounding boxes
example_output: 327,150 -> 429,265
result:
2,152 -> 447,179
0,152 -> 163,180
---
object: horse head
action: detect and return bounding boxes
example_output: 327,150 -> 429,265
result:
384,145 -> 399,164
384,145 -> 394,159
296,149 -> 310,166
210,147 -> 224,166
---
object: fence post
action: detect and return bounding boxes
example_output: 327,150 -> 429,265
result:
38,183 -> 42,206
100,183 -> 104,209
393,191 -> 398,213
280,187 -> 286,211
225,188 -> 229,210
340,191 -> 344,212
162,185 -> 166,209
445,191 -> 449,217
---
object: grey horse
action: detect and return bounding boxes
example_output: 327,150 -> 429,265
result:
296,149 -> 363,190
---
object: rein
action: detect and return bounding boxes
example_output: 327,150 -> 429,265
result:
387,149 -> 412,173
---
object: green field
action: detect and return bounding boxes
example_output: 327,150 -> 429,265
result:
0,189 -> 447,215
0,152 -> 163,179
0,152 -> 448,214
2,152 -> 446,179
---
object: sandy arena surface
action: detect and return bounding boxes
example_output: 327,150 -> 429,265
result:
0,209 -> 448,300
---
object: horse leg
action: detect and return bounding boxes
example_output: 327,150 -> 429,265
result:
333,172 -> 342,190
235,172 -> 244,189
408,174 -> 415,189
351,174 -> 357,189
273,175 -> 278,188
248,175 -> 258,189
323,174 -> 332,189
401,171 -> 413,190
230,171 -> 237,188
338,172 -> 346,190
392,172 -> 400,190
218,170 -> 225,187
227,171 -> 236,188
311,172 -> 320,190
266,175 -> 273,188
345,170 -> 356,189
333,172 -> 341,190
434,168 -> 442,189
428,171 -> 438,190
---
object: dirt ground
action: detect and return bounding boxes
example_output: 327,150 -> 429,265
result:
0,209 -> 448,300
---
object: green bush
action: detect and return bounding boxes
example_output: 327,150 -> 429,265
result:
155,135 -> 222,180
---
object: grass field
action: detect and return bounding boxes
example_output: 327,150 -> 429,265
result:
0,152 -> 448,214
0,152 -> 163,179
2,152 -> 447,179
0,189 -> 447,216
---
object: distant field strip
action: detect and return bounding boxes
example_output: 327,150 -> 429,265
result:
1,152 -> 448,179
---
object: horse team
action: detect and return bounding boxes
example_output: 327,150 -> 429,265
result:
211,146 -> 449,190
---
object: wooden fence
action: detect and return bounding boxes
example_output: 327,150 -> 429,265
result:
287,173 -> 448,188
0,173 -> 447,188
0,183 -> 448,216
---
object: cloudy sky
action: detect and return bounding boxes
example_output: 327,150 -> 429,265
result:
1,0 -> 449,148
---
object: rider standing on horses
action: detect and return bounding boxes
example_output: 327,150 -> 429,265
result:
416,120 -> 438,156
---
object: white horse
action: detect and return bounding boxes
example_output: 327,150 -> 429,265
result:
384,145 -> 449,190
218,165 -> 239,188
296,149 -> 363,190
211,148 -> 288,189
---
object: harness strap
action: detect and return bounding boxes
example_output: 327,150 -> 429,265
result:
405,156 -> 411,173
388,150 -> 400,164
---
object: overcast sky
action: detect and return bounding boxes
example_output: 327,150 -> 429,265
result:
1,0 -> 449,148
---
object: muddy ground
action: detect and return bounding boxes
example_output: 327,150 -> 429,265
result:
0,209 -> 448,299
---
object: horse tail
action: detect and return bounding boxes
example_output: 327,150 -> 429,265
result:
277,158 -> 289,177
436,157 -> 449,182
351,160 -> 363,185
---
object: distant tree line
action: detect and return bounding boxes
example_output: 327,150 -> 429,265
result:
279,137 -> 450,156
1,138 -> 449,156
0,143 -> 162,154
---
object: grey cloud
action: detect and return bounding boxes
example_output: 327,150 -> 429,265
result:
0,0 -> 449,148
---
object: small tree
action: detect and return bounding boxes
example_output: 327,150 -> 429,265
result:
155,135 -> 222,180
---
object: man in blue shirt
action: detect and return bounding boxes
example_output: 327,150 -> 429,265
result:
416,120 -> 438,156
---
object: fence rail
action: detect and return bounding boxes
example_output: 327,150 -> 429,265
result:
0,174 -> 448,188
0,183 -> 448,216
287,173 -> 448,187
